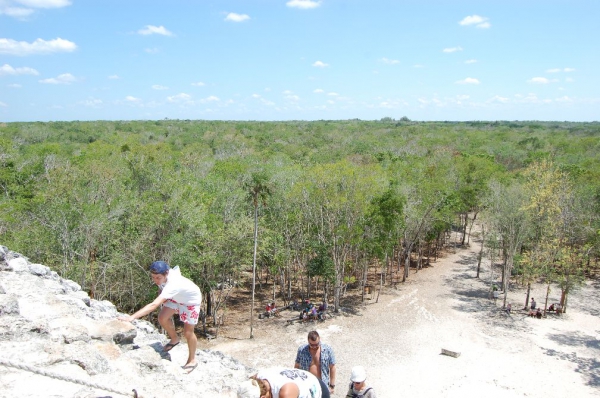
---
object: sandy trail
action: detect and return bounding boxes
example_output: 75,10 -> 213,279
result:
200,232 -> 600,397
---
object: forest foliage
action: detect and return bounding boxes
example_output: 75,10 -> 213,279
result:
1,119 -> 599,320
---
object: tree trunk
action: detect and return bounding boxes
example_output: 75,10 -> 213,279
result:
250,204 -> 258,339
467,212 -> 478,245
460,213 -> 468,246
543,283 -> 551,317
560,288 -> 569,313
476,225 -> 485,278
524,283 -> 531,310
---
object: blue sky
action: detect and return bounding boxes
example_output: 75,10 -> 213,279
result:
1,0 -> 598,122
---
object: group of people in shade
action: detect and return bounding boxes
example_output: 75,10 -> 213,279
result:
502,297 -> 563,318
119,261 -> 376,397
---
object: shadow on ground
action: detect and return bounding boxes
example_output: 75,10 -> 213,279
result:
547,330 -> 600,351
543,348 -> 600,388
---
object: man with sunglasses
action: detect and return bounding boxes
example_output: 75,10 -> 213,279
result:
294,330 -> 337,395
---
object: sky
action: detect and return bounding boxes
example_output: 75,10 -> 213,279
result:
1,0 -> 599,122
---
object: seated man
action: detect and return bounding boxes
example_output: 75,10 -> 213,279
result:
309,306 -> 318,321
535,308 -> 543,319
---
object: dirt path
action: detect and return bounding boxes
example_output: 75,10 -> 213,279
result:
200,232 -> 600,397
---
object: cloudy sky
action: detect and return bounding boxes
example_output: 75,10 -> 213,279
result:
1,0 -> 598,122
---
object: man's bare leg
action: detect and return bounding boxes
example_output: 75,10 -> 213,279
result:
158,307 -> 179,345
182,323 -> 198,373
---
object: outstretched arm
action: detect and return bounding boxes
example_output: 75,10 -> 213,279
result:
118,296 -> 167,322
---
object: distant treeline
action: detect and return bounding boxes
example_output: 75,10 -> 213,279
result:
0,120 -> 598,319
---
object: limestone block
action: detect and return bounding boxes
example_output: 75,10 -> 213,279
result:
7,257 -> 28,272
48,316 -> 91,344
61,278 -> 82,292
0,294 -> 19,315
28,263 -> 50,276
87,319 -> 136,344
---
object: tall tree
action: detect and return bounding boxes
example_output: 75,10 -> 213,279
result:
244,170 -> 272,338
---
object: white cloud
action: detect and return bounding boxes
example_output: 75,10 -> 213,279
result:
546,68 -> 561,73
167,93 -> 192,103
108,75 -> 119,80
145,48 -> 160,54
528,77 -> 549,84
313,88 -> 324,93
80,97 -> 103,107
138,25 -> 173,36
0,101 -> 7,107
443,46 -> 463,53
312,60 -> 329,67
327,92 -> 339,96
8,83 -> 22,88
564,67 -> 575,72
200,95 -> 219,103
465,59 -> 477,64
0,37 -> 77,56
125,95 -> 141,102
39,73 -> 77,84
17,1 -> 72,8
413,64 -> 425,68
380,57 -> 400,65
456,77 -> 480,84
555,96 -> 574,103
152,84 -> 168,90
488,95 -> 510,104
192,81 -> 205,86
0,0 -> 71,19
286,0 -> 321,9
459,15 -> 491,28
0,64 -> 39,76
1,7 -> 34,18
565,77 -> 574,83
252,94 -> 274,106
225,13 -> 250,22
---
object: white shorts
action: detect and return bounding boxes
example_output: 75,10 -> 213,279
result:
163,299 -> 200,325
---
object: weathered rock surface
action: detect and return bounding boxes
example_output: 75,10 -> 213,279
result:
0,246 -> 252,398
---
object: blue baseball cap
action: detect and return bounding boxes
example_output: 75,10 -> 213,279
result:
149,261 -> 170,274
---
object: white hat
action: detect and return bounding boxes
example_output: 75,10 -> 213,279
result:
350,366 -> 367,382
237,379 -> 260,398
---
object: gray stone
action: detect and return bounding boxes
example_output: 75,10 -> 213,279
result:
7,257 -> 28,272
61,278 -> 82,292
69,290 -> 91,307
0,294 -> 19,315
28,263 -> 50,276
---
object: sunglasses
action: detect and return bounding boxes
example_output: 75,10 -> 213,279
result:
308,342 -> 321,349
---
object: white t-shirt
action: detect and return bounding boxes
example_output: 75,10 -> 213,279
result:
256,367 -> 322,398
158,266 -> 202,305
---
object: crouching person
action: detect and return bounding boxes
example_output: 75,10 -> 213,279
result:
118,261 -> 202,373
238,367 -> 330,398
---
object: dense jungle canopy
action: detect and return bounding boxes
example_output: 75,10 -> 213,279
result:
0,119 -> 599,320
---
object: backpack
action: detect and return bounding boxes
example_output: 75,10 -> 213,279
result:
349,382 -> 373,398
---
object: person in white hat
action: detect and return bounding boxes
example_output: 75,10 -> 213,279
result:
345,366 -> 376,398
237,367 -> 330,398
